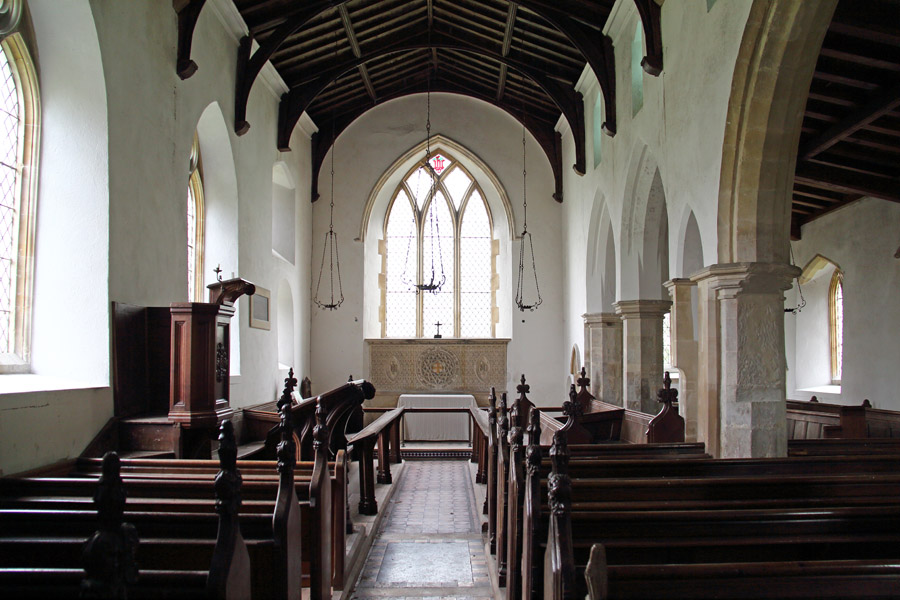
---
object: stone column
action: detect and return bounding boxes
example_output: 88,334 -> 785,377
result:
692,263 -> 797,458
583,313 -> 623,406
664,279 -> 699,442
614,300 -> 672,413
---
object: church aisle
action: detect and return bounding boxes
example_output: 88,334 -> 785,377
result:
350,460 -> 494,600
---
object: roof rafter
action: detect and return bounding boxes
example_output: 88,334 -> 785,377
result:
308,78 -> 564,206
278,30 -> 584,174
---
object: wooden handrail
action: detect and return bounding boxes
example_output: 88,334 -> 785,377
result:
346,407 -> 404,445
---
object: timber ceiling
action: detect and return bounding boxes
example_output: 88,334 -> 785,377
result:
793,0 -> 900,237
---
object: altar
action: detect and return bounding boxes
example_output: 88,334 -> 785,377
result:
398,394 -> 474,441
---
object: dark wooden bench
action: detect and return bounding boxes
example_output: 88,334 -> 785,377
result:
538,431 -> 900,600
0,399 -> 336,600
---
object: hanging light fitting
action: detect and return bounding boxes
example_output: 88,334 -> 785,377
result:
516,124 -> 542,311
414,76 -> 445,294
313,119 -> 344,310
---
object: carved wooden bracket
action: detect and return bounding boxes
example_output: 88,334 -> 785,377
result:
633,0 -> 664,76
173,0 -> 207,80
207,277 -> 256,306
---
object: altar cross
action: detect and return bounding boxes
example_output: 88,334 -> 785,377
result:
434,321 -> 443,339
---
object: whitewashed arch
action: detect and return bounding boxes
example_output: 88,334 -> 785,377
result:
675,207 -> 705,279
586,192 -> 617,313
195,101 -> 241,373
620,145 -> 668,300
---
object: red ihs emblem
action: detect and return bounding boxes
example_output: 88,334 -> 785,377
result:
430,154 -> 446,175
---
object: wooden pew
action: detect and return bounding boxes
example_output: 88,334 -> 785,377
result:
583,543 -> 900,599
345,406 -> 404,515
787,397 -> 900,440
0,401 -> 337,600
539,431 -> 900,600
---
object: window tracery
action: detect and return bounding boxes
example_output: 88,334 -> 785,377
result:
383,150 -> 496,338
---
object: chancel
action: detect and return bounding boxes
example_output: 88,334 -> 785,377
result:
2,1 -> 900,599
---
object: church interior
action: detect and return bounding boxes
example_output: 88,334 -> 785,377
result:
1,0 -> 899,598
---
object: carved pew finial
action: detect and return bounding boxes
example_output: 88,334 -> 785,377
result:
274,391 -> 302,600
577,366 -> 590,394
517,374 -> 530,397
278,368 -> 297,412
561,385 -> 582,434
313,399 -> 328,451
657,371 -> 678,407
515,375 -> 535,429
526,407 -> 542,477
81,451 -> 138,599
277,396 -> 296,475
208,420 -> 251,599
862,399 -> 872,408
498,392 -> 510,442
647,372 -> 685,444
300,376 -> 312,399
545,427 -> 576,599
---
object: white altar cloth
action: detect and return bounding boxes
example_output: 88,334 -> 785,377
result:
397,394 -> 475,441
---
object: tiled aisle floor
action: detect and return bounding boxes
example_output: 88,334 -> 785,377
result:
350,460 -> 493,600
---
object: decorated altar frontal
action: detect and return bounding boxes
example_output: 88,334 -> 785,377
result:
364,338 -> 510,421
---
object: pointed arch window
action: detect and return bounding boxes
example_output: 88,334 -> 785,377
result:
829,270 -> 843,384
383,150 -> 496,338
187,132 -> 204,302
0,33 -> 39,369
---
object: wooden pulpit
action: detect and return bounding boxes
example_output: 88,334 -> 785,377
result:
167,278 -> 256,458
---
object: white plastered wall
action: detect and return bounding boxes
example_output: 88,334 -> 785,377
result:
1,1 -> 313,475
310,93 -> 566,405
561,0 -> 752,389
785,198 -> 900,409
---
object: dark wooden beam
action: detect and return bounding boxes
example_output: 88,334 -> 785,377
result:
338,4 -> 377,103
800,82 -> 900,160
496,2 -> 517,102
234,1 -> 347,135
632,0 -> 663,76
173,0 -> 207,80
795,163 -> 900,204
306,78 -> 565,204
277,31 -> 586,176
517,3 -> 617,137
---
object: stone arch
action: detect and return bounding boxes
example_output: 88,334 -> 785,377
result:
717,0 -> 837,263
620,145 -> 668,300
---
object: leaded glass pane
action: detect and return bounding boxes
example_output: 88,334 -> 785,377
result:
0,45 -> 19,353
834,281 -> 843,381
187,184 -> 196,301
385,193 -> 417,337
405,167 -> 432,209
422,192 -> 453,335
460,191 -> 491,337
429,153 -> 451,176
444,167 -> 471,210
662,312 -> 672,370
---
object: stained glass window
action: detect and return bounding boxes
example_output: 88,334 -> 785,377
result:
383,150 -> 495,338
0,43 -> 20,354
830,272 -> 843,383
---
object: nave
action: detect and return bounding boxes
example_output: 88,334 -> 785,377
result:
351,460 -> 493,600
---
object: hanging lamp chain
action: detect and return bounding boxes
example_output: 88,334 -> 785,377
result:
516,123 -> 542,312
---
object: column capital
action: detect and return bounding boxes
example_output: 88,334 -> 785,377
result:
614,299 -> 672,319
690,262 -> 799,298
583,312 -> 623,326
664,278 -> 695,292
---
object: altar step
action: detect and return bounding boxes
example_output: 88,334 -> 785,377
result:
398,441 -> 473,460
